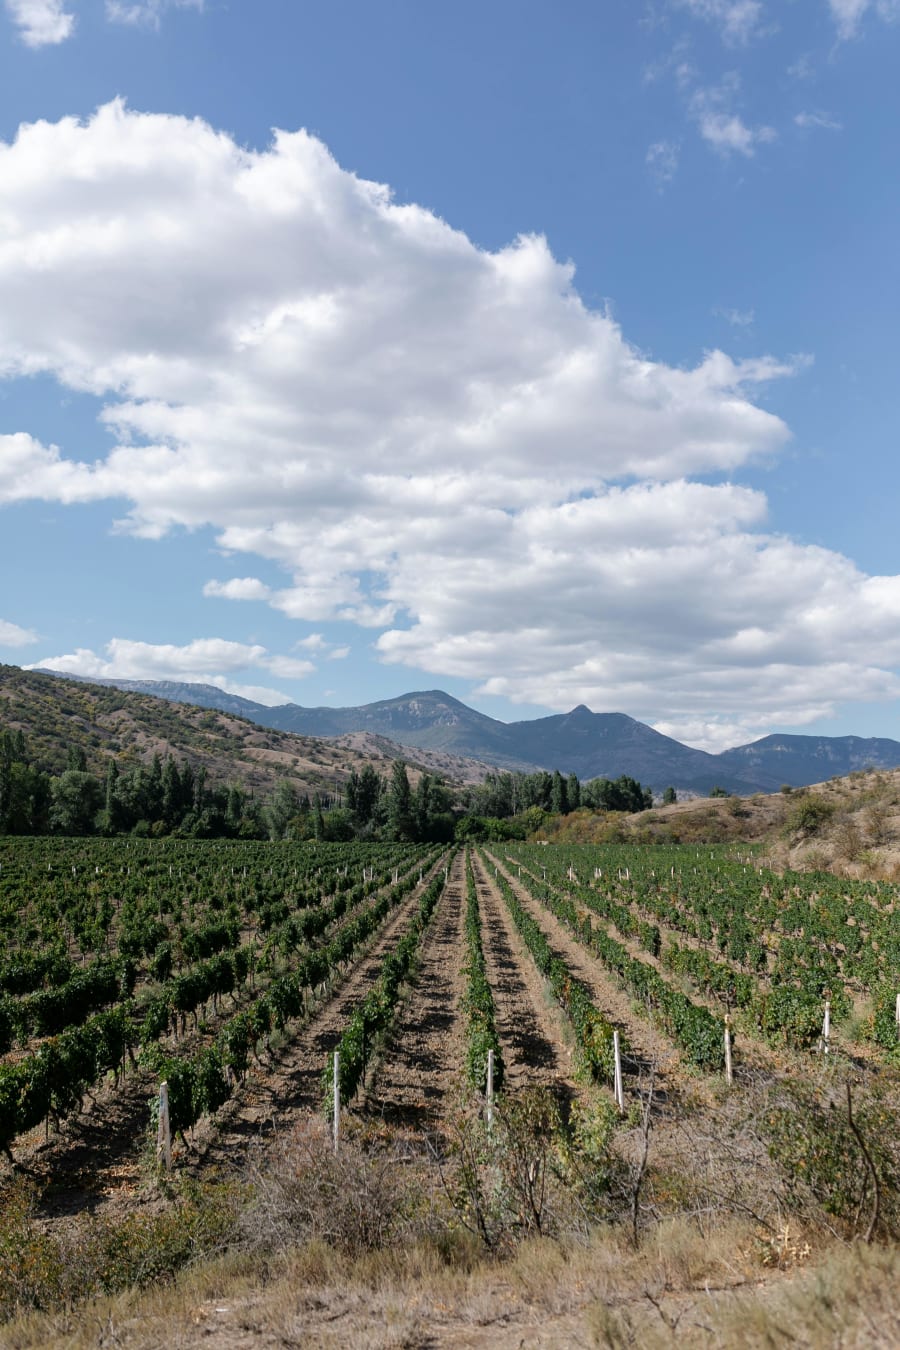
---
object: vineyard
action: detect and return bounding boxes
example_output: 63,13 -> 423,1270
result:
1,831 -> 899,1343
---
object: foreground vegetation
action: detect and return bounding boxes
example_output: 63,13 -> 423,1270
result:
0,818 -> 899,1345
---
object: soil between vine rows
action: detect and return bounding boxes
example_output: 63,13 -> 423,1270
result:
361,850 -> 469,1128
5,859 -> 448,1225
507,855 -> 789,1082
468,850 -> 577,1106
5,842 -> 785,1231
187,857 -> 453,1172
481,848 -> 684,1114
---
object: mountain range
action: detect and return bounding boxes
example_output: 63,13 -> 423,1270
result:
33,671 -> 900,796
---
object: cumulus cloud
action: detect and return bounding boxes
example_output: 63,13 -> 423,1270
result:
371,483 -> 900,748
5,0 -> 74,46
203,577 -> 272,602
27,637 -> 312,698
0,619 -> 39,647
1,101 -> 896,746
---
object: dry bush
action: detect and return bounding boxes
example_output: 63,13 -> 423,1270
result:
236,1116 -> 444,1259
832,816 -> 863,862
864,800 -> 894,845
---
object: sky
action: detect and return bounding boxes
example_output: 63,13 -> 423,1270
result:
1,0 -> 900,753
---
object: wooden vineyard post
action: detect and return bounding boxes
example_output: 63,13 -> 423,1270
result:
822,999 -> 831,1056
158,1081 -> 172,1172
333,1051 -> 340,1154
613,1031 -> 624,1113
486,1049 -> 495,1134
896,992 -> 900,1039
724,1015 -> 733,1085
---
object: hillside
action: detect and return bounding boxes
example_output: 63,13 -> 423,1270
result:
38,670 -> 900,794
0,666 -> 492,804
544,764 -> 900,881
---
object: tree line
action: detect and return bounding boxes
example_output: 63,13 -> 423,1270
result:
0,728 -> 654,843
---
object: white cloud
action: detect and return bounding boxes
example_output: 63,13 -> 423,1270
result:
794,110 -> 843,131
371,485 -> 900,750
646,139 -> 680,186
829,0 -> 900,39
5,0 -> 74,46
203,577 -> 272,602
328,646 -> 351,661
675,0 -> 768,44
690,77 -> 777,155
0,619 -> 39,646
27,637 -> 313,690
105,0 -> 202,27
3,102 -> 898,743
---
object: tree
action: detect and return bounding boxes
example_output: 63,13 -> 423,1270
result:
50,770 -> 102,835
266,779 -> 299,840
662,786 -> 677,805
550,769 -> 568,815
387,761 -> 414,840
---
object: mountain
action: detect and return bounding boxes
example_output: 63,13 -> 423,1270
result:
30,669 -> 900,795
715,734 -> 900,789
158,689 -> 782,793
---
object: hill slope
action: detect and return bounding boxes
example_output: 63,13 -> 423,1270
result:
0,666 -> 491,802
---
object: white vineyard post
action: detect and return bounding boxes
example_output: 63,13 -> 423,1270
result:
724,1015 -> 733,1085
333,1051 -> 340,1154
895,992 -> 900,1038
158,1081 -> 172,1172
486,1049 -> 495,1133
822,999 -> 831,1055
613,1031 -> 624,1113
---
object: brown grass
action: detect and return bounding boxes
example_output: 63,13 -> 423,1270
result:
6,1219 -> 899,1348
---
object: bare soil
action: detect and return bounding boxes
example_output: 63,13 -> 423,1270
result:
2,861 -> 450,1227
362,852 -> 469,1128
469,851 -> 577,1103
482,848 -> 683,1106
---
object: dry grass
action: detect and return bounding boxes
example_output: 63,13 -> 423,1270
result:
4,1084 -> 900,1349
6,1219 -> 899,1348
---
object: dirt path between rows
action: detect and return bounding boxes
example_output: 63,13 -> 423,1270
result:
469,850 -> 577,1106
191,858 -> 453,1172
509,856 -> 787,1082
0,858 -> 451,1232
362,851 -> 468,1129
482,849 -> 683,1112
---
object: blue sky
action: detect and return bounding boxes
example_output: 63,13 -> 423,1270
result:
1,0 -> 900,751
